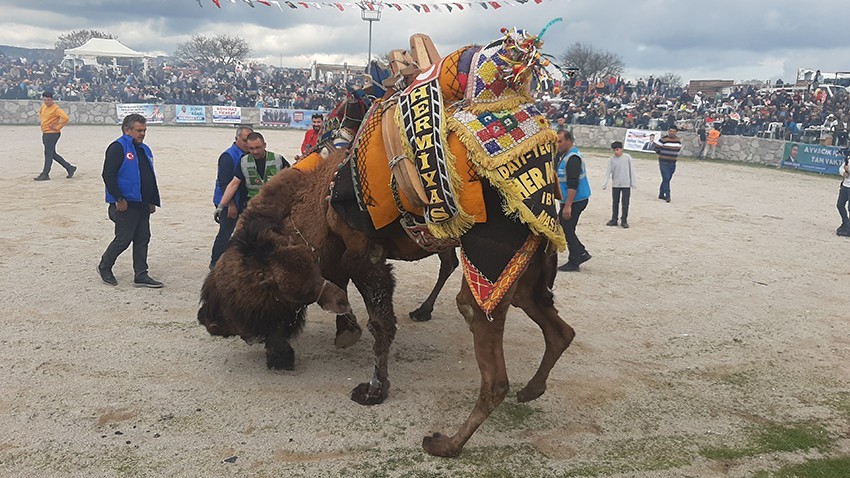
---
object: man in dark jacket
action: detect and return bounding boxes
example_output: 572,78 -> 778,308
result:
97,114 -> 163,288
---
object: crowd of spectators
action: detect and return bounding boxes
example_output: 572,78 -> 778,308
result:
0,52 -> 350,110
538,76 -> 850,146
2,51 -> 849,146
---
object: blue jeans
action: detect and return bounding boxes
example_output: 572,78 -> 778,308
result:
658,160 -> 677,199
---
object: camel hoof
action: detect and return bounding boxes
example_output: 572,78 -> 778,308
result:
350,381 -> 388,405
266,347 -> 295,370
517,385 -> 545,403
408,307 -> 433,322
335,314 -> 362,349
422,432 -> 461,457
334,327 -> 362,349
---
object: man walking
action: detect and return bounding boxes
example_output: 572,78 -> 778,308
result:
215,132 -> 290,222
655,125 -> 682,202
35,91 -> 76,181
97,114 -> 163,288
556,130 -> 592,272
210,126 -> 252,270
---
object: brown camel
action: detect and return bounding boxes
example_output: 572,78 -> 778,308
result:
199,145 -> 575,456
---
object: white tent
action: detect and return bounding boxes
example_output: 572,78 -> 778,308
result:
63,38 -> 150,73
64,38 -> 147,59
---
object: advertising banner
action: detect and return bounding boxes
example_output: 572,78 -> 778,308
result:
623,128 -> 665,152
260,108 -> 323,129
116,104 -> 164,124
780,142 -> 844,174
212,105 -> 242,124
175,105 -> 206,124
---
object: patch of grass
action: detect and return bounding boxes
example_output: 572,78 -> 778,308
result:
487,401 -> 542,432
700,422 -> 833,461
564,435 -> 695,476
770,456 -> 850,478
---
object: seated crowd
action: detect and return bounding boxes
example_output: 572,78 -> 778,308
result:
0,52 -> 348,110
2,52 -> 848,146
538,76 -> 850,146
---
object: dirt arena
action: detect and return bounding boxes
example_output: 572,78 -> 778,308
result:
1,124 -> 848,477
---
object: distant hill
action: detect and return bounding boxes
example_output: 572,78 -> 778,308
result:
0,45 -> 61,63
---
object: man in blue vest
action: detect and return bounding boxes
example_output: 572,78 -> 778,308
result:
556,130 -> 592,272
210,126 -> 253,270
98,114 -> 163,288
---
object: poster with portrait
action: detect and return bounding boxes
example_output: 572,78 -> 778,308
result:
175,105 -> 206,124
115,104 -> 164,124
780,142 -> 843,174
260,108 -> 323,129
212,106 -> 242,124
623,128 -> 665,152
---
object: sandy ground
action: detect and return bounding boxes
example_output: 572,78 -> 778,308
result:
1,124 -> 848,478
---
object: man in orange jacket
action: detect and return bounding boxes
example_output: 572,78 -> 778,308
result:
705,125 -> 721,159
35,91 -> 76,181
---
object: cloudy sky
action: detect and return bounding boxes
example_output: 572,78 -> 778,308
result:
0,0 -> 847,83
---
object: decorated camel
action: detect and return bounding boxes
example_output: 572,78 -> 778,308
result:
199,24 -> 575,457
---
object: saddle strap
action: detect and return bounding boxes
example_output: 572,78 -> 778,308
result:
390,176 -> 459,253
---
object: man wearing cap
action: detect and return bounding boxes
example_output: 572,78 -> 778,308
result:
35,91 -> 76,181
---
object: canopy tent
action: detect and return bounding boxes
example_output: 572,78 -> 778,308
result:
64,38 -> 147,59
63,38 -> 151,73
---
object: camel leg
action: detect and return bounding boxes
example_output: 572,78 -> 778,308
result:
422,279 -> 511,457
264,324 -> 295,370
409,248 -> 458,322
511,248 -> 575,402
348,259 -> 397,406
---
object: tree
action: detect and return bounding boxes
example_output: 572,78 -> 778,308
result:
55,30 -> 115,52
559,42 -> 624,82
174,34 -> 251,66
657,72 -> 684,89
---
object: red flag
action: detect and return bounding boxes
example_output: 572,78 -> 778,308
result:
298,1 -> 309,6
256,0 -> 271,5
212,0 -> 221,7
334,2 -> 344,11
534,0 -> 543,3
454,2 -> 464,10
489,1 -> 501,8
421,4 -> 430,12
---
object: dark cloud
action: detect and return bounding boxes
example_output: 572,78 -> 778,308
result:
1,0 -> 847,82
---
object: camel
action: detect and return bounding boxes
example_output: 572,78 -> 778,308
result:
199,27 -> 575,456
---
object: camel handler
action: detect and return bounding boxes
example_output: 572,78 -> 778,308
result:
214,131 -> 289,223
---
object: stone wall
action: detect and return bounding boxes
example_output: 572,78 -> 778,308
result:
0,100 -> 261,127
1,100 -> 787,166
568,124 -> 786,167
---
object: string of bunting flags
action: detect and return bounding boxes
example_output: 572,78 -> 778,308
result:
194,0 -> 547,12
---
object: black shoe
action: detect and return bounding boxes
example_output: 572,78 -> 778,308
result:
134,275 -> 164,288
557,263 -> 580,272
577,251 -> 592,265
98,264 -> 117,286
621,220 -> 630,229
34,174 -> 50,181
665,197 -> 671,203
606,219 -> 618,226
838,228 -> 850,237
66,165 -> 77,178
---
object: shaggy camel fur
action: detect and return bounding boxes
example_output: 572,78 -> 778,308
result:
200,148 -> 575,456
